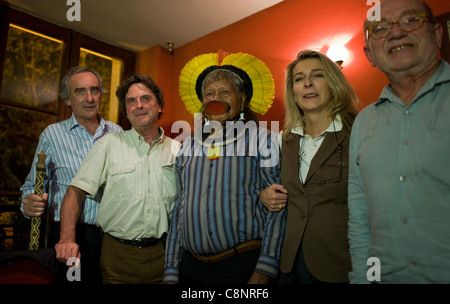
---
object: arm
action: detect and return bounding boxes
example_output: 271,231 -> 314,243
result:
250,208 -> 287,283
162,200 -> 184,284
347,121 -> 371,284
54,134 -> 112,264
20,132 -> 51,218
163,157 -> 184,284
54,185 -> 86,263
250,129 -> 287,282
259,130 -> 288,212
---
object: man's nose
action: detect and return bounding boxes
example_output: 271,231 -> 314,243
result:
387,22 -> 408,39
86,91 -> 95,102
135,98 -> 145,107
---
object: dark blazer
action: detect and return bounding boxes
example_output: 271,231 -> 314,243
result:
280,130 -> 351,282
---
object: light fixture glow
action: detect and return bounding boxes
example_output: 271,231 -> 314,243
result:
168,41 -> 174,55
326,44 -> 348,66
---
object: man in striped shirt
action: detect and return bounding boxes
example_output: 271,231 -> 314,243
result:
164,57 -> 286,284
20,67 -> 123,283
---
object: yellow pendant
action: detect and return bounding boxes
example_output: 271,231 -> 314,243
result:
207,144 -> 220,160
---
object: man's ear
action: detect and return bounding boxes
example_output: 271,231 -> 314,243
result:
434,22 -> 443,49
363,45 -> 376,67
64,98 -> 71,108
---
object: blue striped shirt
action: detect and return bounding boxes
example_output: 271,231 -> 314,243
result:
20,114 -> 123,224
164,125 -> 286,283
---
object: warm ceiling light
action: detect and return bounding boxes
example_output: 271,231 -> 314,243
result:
327,44 -> 348,67
168,41 -> 174,55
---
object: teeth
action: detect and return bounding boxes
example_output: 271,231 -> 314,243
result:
391,45 -> 410,53
304,93 -> 318,97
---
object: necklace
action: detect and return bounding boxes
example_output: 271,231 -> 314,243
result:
194,127 -> 247,160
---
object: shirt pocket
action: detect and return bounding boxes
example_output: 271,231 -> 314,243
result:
306,152 -> 345,188
108,164 -> 136,198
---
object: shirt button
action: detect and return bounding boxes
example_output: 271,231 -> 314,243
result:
400,176 -> 406,182
402,218 -> 407,224
403,140 -> 409,145
405,110 -> 410,115
302,216 -> 307,221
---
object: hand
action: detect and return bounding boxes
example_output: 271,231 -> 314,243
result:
23,193 -> 48,217
259,184 -> 288,212
55,240 -> 81,264
247,271 -> 270,284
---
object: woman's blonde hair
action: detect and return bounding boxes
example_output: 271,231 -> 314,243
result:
283,50 -> 358,142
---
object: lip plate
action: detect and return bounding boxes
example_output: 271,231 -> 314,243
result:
205,100 -> 229,115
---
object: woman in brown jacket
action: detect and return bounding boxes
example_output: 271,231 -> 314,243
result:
261,50 -> 358,283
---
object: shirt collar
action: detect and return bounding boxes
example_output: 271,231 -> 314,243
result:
131,127 -> 165,145
291,114 -> 343,137
67,113 -> 105,133
67,113 -> 80,130
376,60 -> 450,106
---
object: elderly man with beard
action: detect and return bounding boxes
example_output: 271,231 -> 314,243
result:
163,51 -> 286,284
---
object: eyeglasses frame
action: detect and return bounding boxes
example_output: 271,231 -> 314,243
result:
366,13 -> 430,40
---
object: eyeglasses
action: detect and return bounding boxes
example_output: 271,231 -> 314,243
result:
73,86 -> 100,97
367,13 -> 429,39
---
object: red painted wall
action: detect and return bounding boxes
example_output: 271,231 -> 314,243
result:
137,0 -> 450,137
136,46 -> 174,132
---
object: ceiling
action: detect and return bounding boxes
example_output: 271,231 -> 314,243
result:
5,0 -> 283,52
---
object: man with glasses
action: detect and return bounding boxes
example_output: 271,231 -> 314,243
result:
21,66 -> 123,284
55,75 -> 179,284
348,0 -> 450,283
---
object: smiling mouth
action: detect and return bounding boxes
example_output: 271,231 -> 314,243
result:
134,111 -> 147,116
303,93 -> 318,98
390,45 -> 412,53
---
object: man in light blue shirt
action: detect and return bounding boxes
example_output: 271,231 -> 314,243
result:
20,67 -> 122,283
348,0 -> 450,283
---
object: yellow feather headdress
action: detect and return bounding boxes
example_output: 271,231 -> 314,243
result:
179,50 -> 275,115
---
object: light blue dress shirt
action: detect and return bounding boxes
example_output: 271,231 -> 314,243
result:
348,61 -> 450,283
20,114 -> 123,225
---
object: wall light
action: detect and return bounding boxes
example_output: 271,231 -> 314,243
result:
326,44 -> 348,67
167,41 -> 174,55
